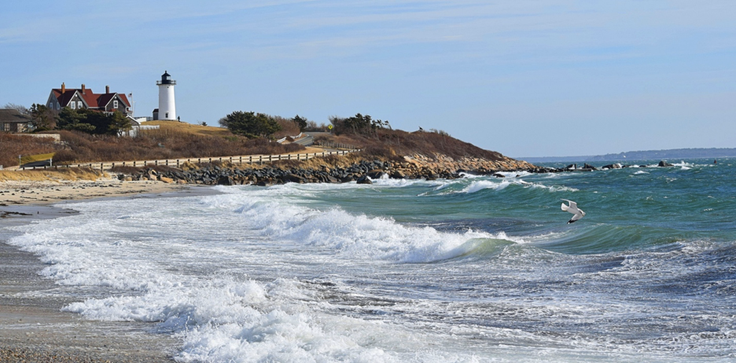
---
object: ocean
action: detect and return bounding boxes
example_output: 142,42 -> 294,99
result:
5,158 -> 736,362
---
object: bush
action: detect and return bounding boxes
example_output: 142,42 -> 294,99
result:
221,111 -> 281,138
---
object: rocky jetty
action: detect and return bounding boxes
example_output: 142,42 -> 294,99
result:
115,155 -> 681,186
117,154 -> 536,186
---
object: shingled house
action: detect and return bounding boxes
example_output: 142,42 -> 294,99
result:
0,109 -> 33,132
46,83 -> 131,115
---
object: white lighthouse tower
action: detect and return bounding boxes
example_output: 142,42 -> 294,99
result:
156,70 -> 176,121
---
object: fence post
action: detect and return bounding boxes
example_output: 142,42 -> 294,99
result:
259,155 -> 262,165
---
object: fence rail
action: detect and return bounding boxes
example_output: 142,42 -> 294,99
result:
16,149 -> 361,171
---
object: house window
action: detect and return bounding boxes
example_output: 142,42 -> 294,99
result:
78,101 -> 83,109
70,102 -> 76,109
113,100 -> 119,108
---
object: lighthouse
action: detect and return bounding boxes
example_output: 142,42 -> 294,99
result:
156,70 -> 176,120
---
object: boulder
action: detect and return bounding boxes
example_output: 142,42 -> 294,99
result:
582,163 -> 598,171
159,176 -> 174,183
284,173 -> 307,183
217,176 -> 233,185
356,175 -> 372,184
367,169 -> 385,179
390,170 -> 406,179
658,160 -> 674,167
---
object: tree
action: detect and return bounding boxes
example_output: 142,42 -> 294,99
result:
292,115 -> 307,132
29,103 -> 56,131
55,108 -> 130,135
56,107 -> 95,133
3,103 -> 29,115
222,111 -> 281,138
107,110 -> 132,136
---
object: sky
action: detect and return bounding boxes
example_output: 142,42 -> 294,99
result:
1,0 -> 735,157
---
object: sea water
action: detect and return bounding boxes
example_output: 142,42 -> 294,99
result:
5,159 -> 736,362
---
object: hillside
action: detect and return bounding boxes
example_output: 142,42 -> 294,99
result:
144,120 -> 232,137
2,121 -> 533,173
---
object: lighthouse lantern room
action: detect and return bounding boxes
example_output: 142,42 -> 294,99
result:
156,70 -> 177,121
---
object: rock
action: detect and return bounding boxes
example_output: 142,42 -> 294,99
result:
390,170 -> 405,179
284,173 -> 306,183
159,176 -> 174,183
367,169 -> 385,179
658,160 -> 674,167
356,175 -> 372,184
217,176 -> 233,185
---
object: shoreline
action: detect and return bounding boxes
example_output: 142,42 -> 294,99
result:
0,181 -> 219,362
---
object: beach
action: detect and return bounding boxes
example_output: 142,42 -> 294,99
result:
0,179 -> 209,362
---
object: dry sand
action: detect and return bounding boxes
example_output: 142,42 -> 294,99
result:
0,179 -> 217,362
0,178 -> 188,207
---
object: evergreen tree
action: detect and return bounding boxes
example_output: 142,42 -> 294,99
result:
222,111 -> 281,138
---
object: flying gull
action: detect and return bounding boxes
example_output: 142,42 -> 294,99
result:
561,199 -> 585,224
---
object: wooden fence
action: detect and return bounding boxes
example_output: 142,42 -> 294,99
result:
18,149 -> 360,171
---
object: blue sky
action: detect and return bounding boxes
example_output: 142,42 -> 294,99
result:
1,0 -> 734,157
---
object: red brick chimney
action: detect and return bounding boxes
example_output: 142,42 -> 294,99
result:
106,85 -> 110,94
61,82 -> 66,94
81,84 -> 86,94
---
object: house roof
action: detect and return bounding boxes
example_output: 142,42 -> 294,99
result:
51,87 -> 131,109
0,109 -> 32,123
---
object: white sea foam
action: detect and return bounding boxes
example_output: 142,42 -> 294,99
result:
7,194 -> 509,362
458,179 -> 578,194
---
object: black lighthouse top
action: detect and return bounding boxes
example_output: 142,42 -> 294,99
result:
157,70 -> 176,85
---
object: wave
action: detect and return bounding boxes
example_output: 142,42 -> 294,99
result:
211,192 -> 517,263
457,179 -> 578,194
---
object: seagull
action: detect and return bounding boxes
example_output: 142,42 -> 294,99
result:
561,199 -> 585,224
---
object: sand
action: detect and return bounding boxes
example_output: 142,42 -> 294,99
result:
0,179 -> 217,362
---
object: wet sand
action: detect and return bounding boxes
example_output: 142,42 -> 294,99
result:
0,181 -> 219,362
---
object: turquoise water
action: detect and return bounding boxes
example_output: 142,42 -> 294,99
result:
5,158 -> 736,362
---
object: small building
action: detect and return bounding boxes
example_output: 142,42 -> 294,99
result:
0,109 -> 33,133
46,83 -> 132,115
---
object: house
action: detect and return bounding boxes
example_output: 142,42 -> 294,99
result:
46,83 -> 131,115
0,109 -> 33,132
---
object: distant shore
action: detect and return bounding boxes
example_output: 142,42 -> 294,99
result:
0,182 -> 221,362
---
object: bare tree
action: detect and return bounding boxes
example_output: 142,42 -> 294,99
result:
3,103 -> 29,115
